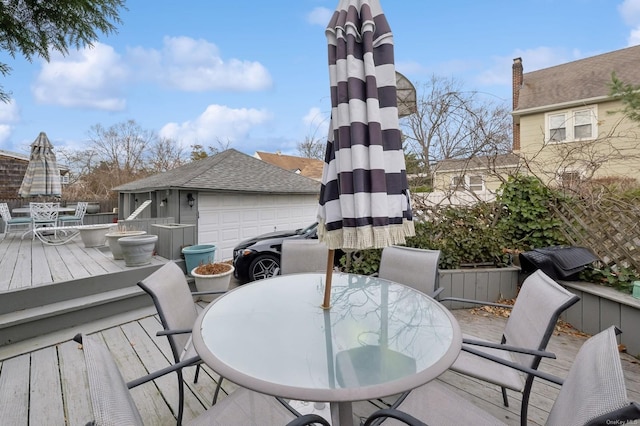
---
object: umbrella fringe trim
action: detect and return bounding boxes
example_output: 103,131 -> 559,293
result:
318,220 -> 415,250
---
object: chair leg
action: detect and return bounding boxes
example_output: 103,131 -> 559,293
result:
519,376 -> 535,426
177,368 -> 185,426
212,377 -> 225,405
501,386 -> 509,407
194,364 -> 200,383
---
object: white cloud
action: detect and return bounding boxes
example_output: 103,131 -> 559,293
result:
0,99 -> 20,122
629,26 -> 640,45
619,0 -> 640,46
307,7 -> 333,26
31,43 -> 128,110
0,100 -> 20,147
619,0 -> 640,25
159,104 -> 272,148
303,107 -> 329,138
129,36 -> 272,91
477,47 -> 581,86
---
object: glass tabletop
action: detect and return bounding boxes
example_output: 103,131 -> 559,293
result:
193,272 -> 461,402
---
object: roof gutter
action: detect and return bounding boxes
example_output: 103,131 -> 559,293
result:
511,94 -> 615,117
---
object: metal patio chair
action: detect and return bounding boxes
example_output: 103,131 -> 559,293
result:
29,202 -> 59,239
0,202 -> 32,238
75,334 -> 329,426
378,246 -> 442,298
280,239 -> 329,275
58,201 -> 88,226
435,269 -> 580,426
137,261 -> 229,425
363,326 -> 640,426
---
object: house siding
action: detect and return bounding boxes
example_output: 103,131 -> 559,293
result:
0,155 -> 28,199
518,99 -> 640,184
432,169 -> 511,194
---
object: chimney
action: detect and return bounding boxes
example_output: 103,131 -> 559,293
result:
512,57 -> 523,110
512,58 -> 523,152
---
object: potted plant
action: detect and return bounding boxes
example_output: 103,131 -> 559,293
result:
105,225 -> 147,260
191,261 -> 235,302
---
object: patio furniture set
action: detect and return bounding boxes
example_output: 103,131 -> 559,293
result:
68,241 -> 638,425
0,201 -> 93,243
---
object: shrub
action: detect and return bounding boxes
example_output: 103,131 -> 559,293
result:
496,175 -> 569,251
407,203 -> 511,269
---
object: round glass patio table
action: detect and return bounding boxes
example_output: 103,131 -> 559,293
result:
193,272 -> 462,426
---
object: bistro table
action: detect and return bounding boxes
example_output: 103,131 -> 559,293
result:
192,272 -> 462,425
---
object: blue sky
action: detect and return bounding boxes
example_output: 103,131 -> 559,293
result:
1,0 -> 639,157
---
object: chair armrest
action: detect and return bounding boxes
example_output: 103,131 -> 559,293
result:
437,297 -> 513,309
285,414 -> 331,426
191,290 -> 227,296
462,338 -> 556,359
430,287 -> 445,299
156,328 -> 192,336
126,356 -> 201,389
462,345 -> 563,385
363,408 -> 426,426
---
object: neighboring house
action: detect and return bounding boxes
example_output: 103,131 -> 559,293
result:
512,45 -> 640,187
113,149 -> 321,261
432,153 -> 521,193
254,151 -> 324,181
426,153 -> 521,206
0,149 -> 69,199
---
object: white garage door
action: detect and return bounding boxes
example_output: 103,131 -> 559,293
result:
198,193 -> 319,261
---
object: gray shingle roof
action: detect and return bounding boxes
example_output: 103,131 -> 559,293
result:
515,45 -> 640,112
113,149 -> 321,194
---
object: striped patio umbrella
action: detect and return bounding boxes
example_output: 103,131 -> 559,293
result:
317,0 -> 414,307
18,132 -> 62,198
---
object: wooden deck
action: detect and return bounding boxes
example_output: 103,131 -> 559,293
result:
1,304 -> 639,425
0,232 -> 166,291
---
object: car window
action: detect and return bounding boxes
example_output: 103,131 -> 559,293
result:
299,222 -> 318,237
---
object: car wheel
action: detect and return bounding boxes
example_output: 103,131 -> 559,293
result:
248,254 -> 280,281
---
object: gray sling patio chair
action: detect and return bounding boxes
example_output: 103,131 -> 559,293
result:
378,246 -> 442,298
280,239 -> 330,275
434,269 -> 580,426
137,261 -> 230,425
363,326 -> 640,426
74,334 -> 330,426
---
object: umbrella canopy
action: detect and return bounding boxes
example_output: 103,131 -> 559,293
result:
318,0 -> 414,252
18,132 -> 62,198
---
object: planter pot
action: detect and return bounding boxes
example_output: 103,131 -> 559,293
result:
119,234 -> 158,267
78,224 -> 115,248
182,244 -> 217,276
191,264 -> 234,302
86,202 -> 100,214
105,231 -> 147,259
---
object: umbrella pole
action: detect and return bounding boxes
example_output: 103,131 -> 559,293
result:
322,249 -> 335,309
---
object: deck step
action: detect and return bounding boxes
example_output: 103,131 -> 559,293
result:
0,286 -> 153,346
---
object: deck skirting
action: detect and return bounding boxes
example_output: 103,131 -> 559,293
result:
562,280 -> 640,357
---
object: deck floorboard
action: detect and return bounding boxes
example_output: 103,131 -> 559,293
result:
0,306 -> 637,425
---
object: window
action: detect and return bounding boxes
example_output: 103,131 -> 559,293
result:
468,175 -> 484,192
546,107 -> 597,143
549,113 -> 567,142
450,174 -> 485,192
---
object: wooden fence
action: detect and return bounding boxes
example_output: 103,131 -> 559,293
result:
411,194 -> 640,275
